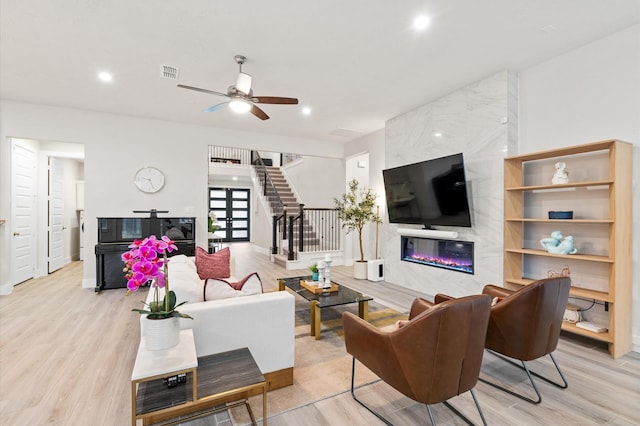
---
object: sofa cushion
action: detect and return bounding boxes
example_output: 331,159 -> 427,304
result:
195,246 -> 231,279
204,272 -> 263,300
168,254 -> 191,265
167,255 -> 204,303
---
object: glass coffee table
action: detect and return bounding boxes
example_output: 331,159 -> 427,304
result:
278,275 -> 373,340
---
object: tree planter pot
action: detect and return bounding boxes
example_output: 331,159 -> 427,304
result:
354,261 -> 368,280
144,316 -> 180,351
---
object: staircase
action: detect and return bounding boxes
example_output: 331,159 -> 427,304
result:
256,166 -> 322,266
262,167 -> 299,213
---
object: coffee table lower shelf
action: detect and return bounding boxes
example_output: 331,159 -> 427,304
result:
278,276 -> 372,340
134,348 -> 267,426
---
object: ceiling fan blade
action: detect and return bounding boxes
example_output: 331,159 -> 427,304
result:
235,72 -> 252,95
177,84 -> 229,98
250,104 -> 270,120
204,102 -> 228,113
252,96 -> 299,105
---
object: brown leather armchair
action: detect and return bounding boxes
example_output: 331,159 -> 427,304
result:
479,276 -> 572,404
343,294 -> 491,425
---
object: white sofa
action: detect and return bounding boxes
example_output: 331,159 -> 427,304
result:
139,254 -> 295,389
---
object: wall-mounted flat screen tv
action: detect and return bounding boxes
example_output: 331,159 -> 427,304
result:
382,153 -> 472,228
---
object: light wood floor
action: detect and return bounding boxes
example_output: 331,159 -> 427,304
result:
1,242 -> 638,425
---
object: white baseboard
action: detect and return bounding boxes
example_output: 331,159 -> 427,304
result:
253,245 -> 270,256
0,282 -> 14,295
82,278 -> 95,289
632,333 -> 640,355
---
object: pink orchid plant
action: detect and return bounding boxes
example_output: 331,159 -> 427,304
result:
122,235 -> 192,320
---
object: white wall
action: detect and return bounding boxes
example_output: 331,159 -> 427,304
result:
380,70 -> 516,297
519,24 -> 640,352
283,156 -> 345,208
0,100 -> 343,292
343,129 -> 386,263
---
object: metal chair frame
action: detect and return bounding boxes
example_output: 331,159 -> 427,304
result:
350,357 -> 488,426
479,350 -> 568,404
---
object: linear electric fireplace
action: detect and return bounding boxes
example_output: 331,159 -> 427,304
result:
401,236 -> 474,274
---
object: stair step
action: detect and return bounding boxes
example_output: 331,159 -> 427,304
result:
260,165 -> 325,258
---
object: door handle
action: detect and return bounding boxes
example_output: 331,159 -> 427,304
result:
13,232 -> 20,236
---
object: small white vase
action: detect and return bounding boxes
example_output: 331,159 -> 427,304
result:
144,316 -> 180,351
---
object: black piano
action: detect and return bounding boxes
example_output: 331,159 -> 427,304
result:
94,216 -> 195,292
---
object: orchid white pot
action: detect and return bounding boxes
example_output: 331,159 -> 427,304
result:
353,261 -> 368,280
144,316 -> 180,351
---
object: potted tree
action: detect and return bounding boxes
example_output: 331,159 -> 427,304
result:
334,179 -> 381,279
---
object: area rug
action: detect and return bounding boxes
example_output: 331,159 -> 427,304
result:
224,296 -> 409,425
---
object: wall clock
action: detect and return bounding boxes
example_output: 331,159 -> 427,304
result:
134,166 -> 165,193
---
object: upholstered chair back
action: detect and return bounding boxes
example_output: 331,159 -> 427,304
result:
483,277 -> 571,361
343,294 -> 491,405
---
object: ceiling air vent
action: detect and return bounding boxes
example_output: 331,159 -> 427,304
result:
160,65 -> 179,80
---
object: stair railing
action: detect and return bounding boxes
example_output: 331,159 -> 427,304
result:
253,153 -> 286,215
280,204 -> 340,260
209,146 -> 252,164
271,209 -> 288,254
251,151 -> 290,255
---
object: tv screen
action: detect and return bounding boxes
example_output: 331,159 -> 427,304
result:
382,153 -> 472,228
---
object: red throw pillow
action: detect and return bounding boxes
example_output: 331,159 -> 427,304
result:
203,272 -> 263,301
227,272 -> 263,291
195,246 -> 231,279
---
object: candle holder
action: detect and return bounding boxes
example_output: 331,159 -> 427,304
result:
323,260 -> 332,289
317,261 -> 325,288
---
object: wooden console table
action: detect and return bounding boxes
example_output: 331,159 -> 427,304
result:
131,330 -> 267,425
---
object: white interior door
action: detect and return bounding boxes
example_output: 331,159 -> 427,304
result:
11,141 -> 37,284
48,157 -> 65,273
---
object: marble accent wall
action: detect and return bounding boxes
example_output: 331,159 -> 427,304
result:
383,70 -> 517,297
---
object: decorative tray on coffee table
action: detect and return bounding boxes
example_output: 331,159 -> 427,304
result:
300,279 -> 339,294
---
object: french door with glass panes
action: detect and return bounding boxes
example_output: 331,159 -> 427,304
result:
208,188 -> 250,242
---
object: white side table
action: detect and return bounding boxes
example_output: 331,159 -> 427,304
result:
131,329 -> 197,426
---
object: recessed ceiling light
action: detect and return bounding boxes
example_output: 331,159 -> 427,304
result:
302,107 -> 311,115
434,132 -> 442,137
413,15 -> 430,31
98,71 -> 113,82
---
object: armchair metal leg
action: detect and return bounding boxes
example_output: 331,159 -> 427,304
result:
480,350 -> 568,404
470,389 -> 489,426
441,389 -> 487,426
426,404 -> 437,425
351,357 -> 488,426
350,357 -> 393,426
536,353 -> 568,389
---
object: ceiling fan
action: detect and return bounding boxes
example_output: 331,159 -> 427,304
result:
177,55 -> 299,120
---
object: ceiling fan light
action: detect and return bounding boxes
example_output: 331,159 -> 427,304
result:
229,99 -> 251,113
236,72 -> 252,95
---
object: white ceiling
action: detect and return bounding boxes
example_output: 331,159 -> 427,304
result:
1,1 -> 638,143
